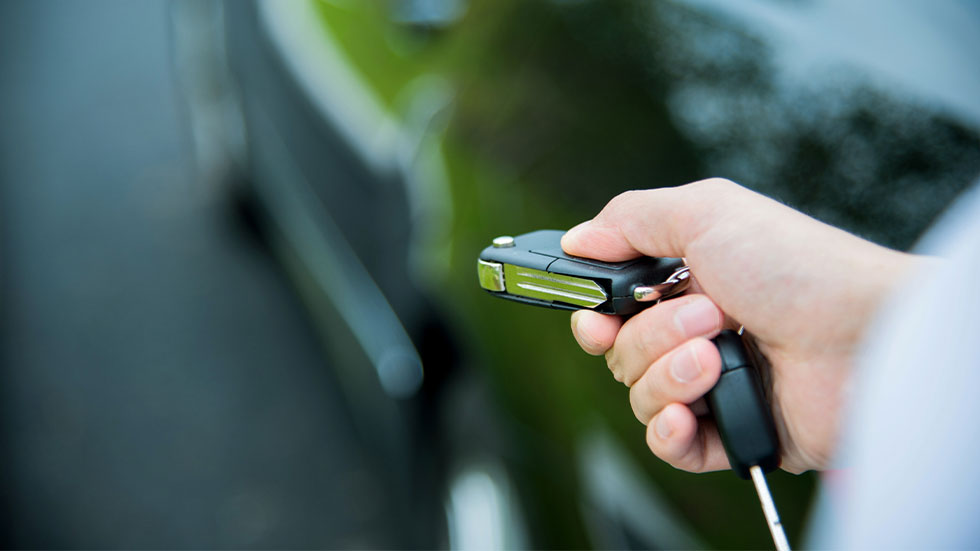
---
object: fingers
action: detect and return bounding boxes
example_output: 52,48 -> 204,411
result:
606,295 -> 723,386
570,310 -> 621,356
561,178 -> 743,261
647,403 -> 731,473
629,337 -> 722,425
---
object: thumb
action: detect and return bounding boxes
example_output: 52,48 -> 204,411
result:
561,179 -> 737,261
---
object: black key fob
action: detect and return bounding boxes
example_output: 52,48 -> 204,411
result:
477,230 -> 781,478
477,230 -> 691,316
709,330 -> 781,478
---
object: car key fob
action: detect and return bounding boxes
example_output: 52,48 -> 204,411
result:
477,230 -> 691,315
709,330 -> 781,478
477,230 -> 781,478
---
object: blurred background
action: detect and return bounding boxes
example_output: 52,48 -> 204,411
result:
1,0 -> 977,548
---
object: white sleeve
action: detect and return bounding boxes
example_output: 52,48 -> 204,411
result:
808,182 -> 980,549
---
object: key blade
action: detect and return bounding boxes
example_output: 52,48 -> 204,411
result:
749,465 -> 791,551
503,264 -> 607,308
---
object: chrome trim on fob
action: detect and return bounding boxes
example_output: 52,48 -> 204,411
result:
633,266 -> 692,302
478,260 -> 506,292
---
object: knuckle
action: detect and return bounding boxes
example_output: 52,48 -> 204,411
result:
608,363 -> 624,383
698,177 -> 737,191
606,189 -> 648,217
604,349 -> 628,385
628,379 -> 652,425
621,366 -> 642,388
684,178 -> 740,208
614,189 -> 645,203
611,328 -> 645,387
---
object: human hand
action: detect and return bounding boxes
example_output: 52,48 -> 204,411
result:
563,179 -> 919,473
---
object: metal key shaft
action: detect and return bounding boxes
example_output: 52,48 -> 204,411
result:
750,465 -> 791,551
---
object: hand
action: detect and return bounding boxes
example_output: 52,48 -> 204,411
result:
563,178 -> 919,473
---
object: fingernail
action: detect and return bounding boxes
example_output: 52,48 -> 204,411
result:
673,297 -> 719,338
570,311 -> 599,353
655,412 -> 672,440
670,345 -> 702,383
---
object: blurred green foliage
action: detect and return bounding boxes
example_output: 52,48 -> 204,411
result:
313,0 -> 979,548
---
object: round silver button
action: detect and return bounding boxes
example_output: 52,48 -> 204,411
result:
492,235 -> 516,248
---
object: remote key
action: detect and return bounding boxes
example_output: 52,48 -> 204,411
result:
478,230 -> 791,550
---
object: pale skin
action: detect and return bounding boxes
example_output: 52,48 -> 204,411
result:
563,178 -> 921,474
